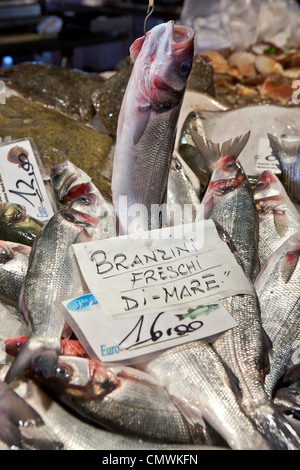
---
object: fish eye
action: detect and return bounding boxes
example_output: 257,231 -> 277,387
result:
224,162 -> 235,170
78,196 -> 90,205
55,365 -> 72,380
175,162 -> 182,171
256,181 -> 266,190
180,61 -> 191,76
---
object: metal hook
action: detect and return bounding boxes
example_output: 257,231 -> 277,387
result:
143,3 -> 154,35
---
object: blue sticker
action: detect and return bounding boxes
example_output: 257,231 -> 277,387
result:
66,293 -> 98,312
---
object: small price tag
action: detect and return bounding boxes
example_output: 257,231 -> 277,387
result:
72,219 -> 254,321
255,138 -> 281,174
58,292 -> 238,363
0,138 -> 54,222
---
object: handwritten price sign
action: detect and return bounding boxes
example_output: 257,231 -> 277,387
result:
0,138 -> 54,221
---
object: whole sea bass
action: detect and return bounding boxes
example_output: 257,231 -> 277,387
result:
200,142 -> 300,449
255,231 -> 300,398
111,20 -> 194,235
4,194 -> 103,384
253,171 -> 300,267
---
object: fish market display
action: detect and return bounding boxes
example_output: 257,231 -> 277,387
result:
111,20 -> 194,234
5,193 -> 105,384
0,96 -> 113,200
0,202 -> 43,246
180,105 -> 300,177
253,171 -> 300,267
0,15 -> 299,451
0,240 -> 30,307
200,142 -> 300,449
254,232 -> 300,399
0,62 -> 106,124
268,134 -> 300,204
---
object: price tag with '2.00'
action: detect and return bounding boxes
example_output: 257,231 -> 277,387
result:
0,138 -> 54,222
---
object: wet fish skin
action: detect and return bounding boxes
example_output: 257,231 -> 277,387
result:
201,145 -> 300,448
5,337 -> 89,359
4,193 -> 103,384
253,171 -> 300,267
29,355 -> 221,446
254,231 -> 300,398
137,340 -> 272,450
167,152 -> 202,226
0,202 -> 43,246
50,160 -> 116,239
111,21 -> 194,234
268,133 -> 300,204
0,240 -> 30,307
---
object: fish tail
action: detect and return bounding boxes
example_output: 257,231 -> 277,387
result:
251,401 -> 300,450
188,126 -> 250,168
5,337 -> 59,384
268,133 -> 300,162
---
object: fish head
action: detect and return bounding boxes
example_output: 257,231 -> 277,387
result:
32,356 -> 119,400
5,337 -> 88,359
253,171 -> 289,216
130,21 -> 194,111
50,160 -> 92,204
207,154 -> 246,196
61,193 -> 102,229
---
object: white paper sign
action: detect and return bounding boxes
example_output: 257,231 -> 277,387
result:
0,138 -> 54,222
255,138 -> 281,174
59,292 -> 238,363
73,219 -> 254,321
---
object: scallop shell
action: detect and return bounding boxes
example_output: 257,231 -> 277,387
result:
227,52 -> 257,77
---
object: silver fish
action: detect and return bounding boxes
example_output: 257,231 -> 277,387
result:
167,152 -> 202,226
268,134 -> 300,204
29,354 -> 224,446
137,339 -> 272,450
254,231 -> 300,398
4,193 -> 103,384
50,160 -> 116,239
253,171 -> 300,268
111,21 -> 194,235
0,240 -> 30,307
201,144 -> 300,449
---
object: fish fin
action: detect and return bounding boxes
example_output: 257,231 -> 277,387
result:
130,36 -> 146,62
188,127 -> 250,170
250,401 -> 300,449
268,133 -> 300,161
0,415 -> 23,449
5,337 -> 59,384
274,386 -> 300,416
169,395 -> 206,428
133,106 -> 151,145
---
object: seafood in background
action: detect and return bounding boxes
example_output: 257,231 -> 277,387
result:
0,381 -> 43,449
227,52 -> 257,78
5,337 -> 89,359
29,355 -> 224,446
267,134 -> 300,204
253,171 -> 300,267
254,231 -> 300,399
0,241 -> 30,307
167,152 -> 202,226
5,193 -> 103,385
92,62 -> 133,137
0,96 -> 113,199
201,146 -> 300,448
111,21 -> 194,234
0,62 -> 106,124
187,54 -> 215,97
50,160 -> 116,239
0,202 -> 43,246
187,105 -> 300,177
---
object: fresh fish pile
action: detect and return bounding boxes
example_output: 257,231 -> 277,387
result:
0,20 -> 300,451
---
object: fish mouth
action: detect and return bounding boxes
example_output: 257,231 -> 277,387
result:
172,24 -> 194,52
